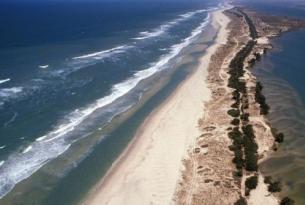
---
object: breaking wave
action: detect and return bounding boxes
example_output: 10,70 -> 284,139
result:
0,12 -> 211,199
133,9 -> 208,40
0,79 -> 10,85
72,45 -> 132,60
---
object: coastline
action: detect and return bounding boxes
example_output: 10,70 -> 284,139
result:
83,8 -> 230,205
173,5 -> 301,205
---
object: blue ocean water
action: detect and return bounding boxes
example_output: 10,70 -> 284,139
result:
0,1 -> 220,204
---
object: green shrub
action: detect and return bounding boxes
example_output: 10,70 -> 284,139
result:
240,113 -> 249,122
231,118 -> 240,126
254,52 -> 261,61
235,169 -> 243,177
268,181 -> 281,192
231,102 -> 240,108
234,197 -> 247,205
241,124 -> 258,171
233,149 -> 244,169
260,104 -> 270,115
244,154 -> 258,171
255,82 -> 270,115
248,58 -> 256,66
228,128 -> 242,139
275,133 -> 284,143
232,90 -> 240,101
264,176 -> 272,184
228,109 -> 240,117
245,175 -> 258,190
280,197 -> 295,205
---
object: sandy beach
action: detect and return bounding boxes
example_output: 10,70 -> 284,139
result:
84,8 -> 229,205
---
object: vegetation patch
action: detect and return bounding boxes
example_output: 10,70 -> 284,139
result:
280,197 -> 295,205
245,175 -> 258,195
234,197 -> 247,205
264,176 -> 282,192
228,109 -> 240,118
255,82 -> 270,115
242,125 -> 258,171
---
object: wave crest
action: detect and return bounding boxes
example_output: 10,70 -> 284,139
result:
0,11 -> 211,199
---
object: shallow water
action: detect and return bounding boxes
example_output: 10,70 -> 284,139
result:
243,1 -> 305,203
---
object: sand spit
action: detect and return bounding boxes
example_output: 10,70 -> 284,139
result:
83,5 -> 304,205
175,5 -> 304,205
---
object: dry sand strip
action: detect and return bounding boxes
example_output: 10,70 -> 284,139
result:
83,8 -> 230,205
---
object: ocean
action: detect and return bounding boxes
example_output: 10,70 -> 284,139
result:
0,1 -> 220,204
237,0 -> 305,204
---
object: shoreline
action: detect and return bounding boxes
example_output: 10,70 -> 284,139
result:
174,5 -> 304,205
83,8 -> 230,205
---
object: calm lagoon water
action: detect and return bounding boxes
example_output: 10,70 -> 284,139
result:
239,1 -> 305,203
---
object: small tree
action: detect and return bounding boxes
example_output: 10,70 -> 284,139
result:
245,175 -> 258,190
234,197 -> 247,205
280,197 -> 295,205
231,102 -> 240,108
231,118 -> 240,126
268,181 -> 281,192
264,176 -> 272,184
275,133 -> 285,143
240,113 -> 249,122
228,109 -> 240,118
235,169 -> 243,177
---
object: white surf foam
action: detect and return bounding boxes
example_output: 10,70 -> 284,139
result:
0,87 -> 23,107
0,79 -> 10,85
0,161 -> 4,167
35,135 -> 47,142
0,146 -> 5,149
0,13 -> 211,199
0,87 -> 23,97
133,9 -> 208,40
22,146 -> 33,154
0,143 -> 70,199
179,9 -> 207,18
72,45 -> 132,60
39,65 -> 49,69
133,30 -> 165,40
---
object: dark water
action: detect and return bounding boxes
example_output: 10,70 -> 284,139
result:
0,1 -> 220,204
238,0 -> 305,203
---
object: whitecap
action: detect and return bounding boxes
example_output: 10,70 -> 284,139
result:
35,135 -> 47,142
22,146 -> 32,154
0,11 -> 212,200
72,45 -> 132,60
0,143 -> 71,199
0,87 -> 23,98
133,29 -> 165,40
0,87 -> 23,107
133,9 -> 208,40
179,9 -> 207,18
0,146 -> 6,149
0,161 -> 4,167
31,13 -> 211,145
0,78 -> 10,85
39,65 -> 49,69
